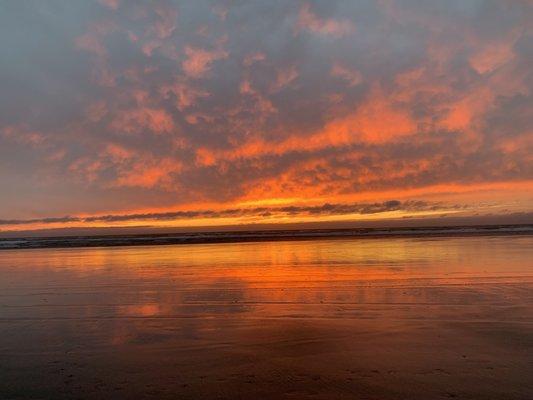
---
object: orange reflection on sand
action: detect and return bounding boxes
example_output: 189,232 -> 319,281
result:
1,236 -> 532,399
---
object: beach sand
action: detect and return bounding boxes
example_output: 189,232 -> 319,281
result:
1,235 -> 532,399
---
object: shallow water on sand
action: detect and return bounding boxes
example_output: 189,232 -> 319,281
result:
1,235 -> 532,399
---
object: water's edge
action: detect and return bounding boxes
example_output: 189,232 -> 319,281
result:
1,224 -> 532,250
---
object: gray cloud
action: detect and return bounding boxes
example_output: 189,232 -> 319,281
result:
0,0 -> 531,220
0,200 -> 464,226
0,217 -> 81,226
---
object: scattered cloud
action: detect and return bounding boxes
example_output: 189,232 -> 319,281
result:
182,45 -> 228,78
0,1 -> 531,227
296,3 -> 355,37
331,63 -> 362,87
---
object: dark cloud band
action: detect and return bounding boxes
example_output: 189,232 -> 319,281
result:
0,200 -> 464,226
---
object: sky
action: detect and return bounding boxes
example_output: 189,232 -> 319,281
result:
0,0 -> 532,234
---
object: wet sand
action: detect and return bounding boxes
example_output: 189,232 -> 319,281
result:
1,235 -> 532,399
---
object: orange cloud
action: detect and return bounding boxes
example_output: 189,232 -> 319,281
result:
105,143 -> 134,161
113,158 -> 182,189
196,84 -> 416,164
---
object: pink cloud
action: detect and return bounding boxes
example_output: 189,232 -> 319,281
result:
160,80 -> 210,111
74,20 -> 116,57
331,63 -> 362,87
297,3 -> 355,37
238,77 -> 277,115
270,66 -> 299,92
110,108 -> 175,135
74,20 -> 118,86
68,157 -> 104,183
152,4 -> 178,39
469,36 -> 517,75
105,143 -> 134,162
243,52 -> 266,67
212,4 -> 228,21
184,113 -> 214,125
85,101 -> 108,122
75,33 -> 107,57
182,45 -> 228,78
97,0 -> 119,10
1,125 -> 45,146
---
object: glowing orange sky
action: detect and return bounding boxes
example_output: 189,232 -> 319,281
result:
0,1 -> 531,234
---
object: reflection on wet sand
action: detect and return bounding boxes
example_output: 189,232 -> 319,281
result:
1,236 -> 532,399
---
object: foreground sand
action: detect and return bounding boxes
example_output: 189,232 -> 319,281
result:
1,235 -> 532,399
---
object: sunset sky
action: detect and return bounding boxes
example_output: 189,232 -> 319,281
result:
0,0 -> 531,234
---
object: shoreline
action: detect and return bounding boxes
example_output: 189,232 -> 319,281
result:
1,224 -> 532,251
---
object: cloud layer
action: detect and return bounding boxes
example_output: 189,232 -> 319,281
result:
0,200 -> 466,227
0,0 -> 531,228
